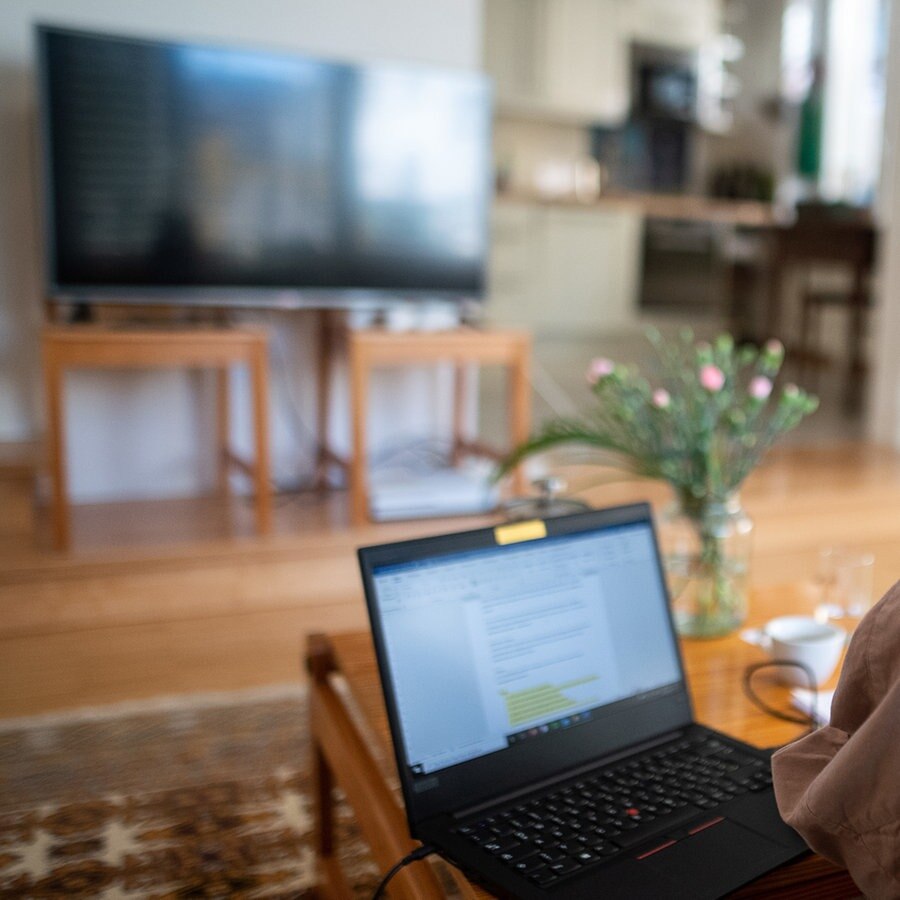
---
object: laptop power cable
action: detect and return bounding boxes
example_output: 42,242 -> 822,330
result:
372,844 -> 438,899
741,660 -> 820,743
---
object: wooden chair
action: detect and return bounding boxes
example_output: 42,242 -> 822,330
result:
766,209 -> 877,409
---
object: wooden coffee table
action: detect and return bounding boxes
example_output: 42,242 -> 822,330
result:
306,584 -> 856,899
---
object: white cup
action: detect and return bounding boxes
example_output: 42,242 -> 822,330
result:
742,615 -> 846,686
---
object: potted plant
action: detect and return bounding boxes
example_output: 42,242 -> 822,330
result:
500,330 -> 818,638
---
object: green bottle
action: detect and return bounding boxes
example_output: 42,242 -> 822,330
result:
797,57 -> 824,182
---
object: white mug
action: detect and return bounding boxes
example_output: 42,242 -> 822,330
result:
742,615 -> 846,686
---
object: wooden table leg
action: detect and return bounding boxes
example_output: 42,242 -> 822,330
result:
308,641 -> 338,898
43,343 -> 69,551
215,366 -> 231,496
451,363 -> 469,467
508,339 -> 531,496
846,268 -> 868,411
306,634 -> 446,899
307,635 -> 343,898
314,310 -> 341,491
349,343 -> 369,527
250,340 -> 272,535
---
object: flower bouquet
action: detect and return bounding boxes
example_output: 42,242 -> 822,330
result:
501,330 -> 819,637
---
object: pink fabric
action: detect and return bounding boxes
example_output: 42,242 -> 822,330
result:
772,580 -> 900,899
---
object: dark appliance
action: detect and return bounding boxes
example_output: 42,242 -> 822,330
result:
639,219 -> 728,312
632,43 -> 698,123
37,26 -> 492,311
593,45 -> 698,193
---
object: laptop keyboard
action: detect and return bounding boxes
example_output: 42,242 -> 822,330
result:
453,733 -> 772,889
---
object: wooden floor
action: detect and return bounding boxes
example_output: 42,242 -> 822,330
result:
2,441 -> 900,718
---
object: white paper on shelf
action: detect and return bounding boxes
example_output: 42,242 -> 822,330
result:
368,465 -> 498,520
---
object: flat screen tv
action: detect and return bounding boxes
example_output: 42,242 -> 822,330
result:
37,26 -> 492,310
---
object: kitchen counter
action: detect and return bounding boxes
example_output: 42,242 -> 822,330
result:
496,189 -> 778,228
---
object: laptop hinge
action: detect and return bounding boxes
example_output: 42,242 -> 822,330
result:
451,729 -> 687,821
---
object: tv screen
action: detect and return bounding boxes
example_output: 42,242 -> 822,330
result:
38,26 -> 492,308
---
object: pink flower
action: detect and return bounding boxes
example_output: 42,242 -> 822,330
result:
699,364 -> 725,392
652,388 -> 671,408
749,376 -> 773,399
586,357 -> 614,384
764,339 -> 784,356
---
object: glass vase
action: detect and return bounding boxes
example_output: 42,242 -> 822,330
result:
660,492 -> 753,638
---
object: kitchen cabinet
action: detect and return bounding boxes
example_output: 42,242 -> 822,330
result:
483,0 -> 722,123
542,0 -> 629,123
487,201 -> 643,334
483,0 -> 547,109
543,206 -> 642,331
487,202 -> 547,326
484,0 -> 629,125
625,0 -> 720,49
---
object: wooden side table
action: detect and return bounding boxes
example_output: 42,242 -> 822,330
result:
346,327 -> 532,526
42,325 -> 272,550
305,583 -> 858,899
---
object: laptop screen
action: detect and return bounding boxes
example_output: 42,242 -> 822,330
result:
368,515 -> 683,778
360,506 -> 694,826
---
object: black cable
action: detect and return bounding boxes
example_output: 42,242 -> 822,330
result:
372,845 -> 437,900
742,660 -> 820,740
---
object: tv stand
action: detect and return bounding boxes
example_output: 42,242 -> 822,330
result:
339,325 -> 532,525
42,324 -> 272,550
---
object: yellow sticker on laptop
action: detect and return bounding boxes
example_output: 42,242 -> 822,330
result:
494,519 -> 547,545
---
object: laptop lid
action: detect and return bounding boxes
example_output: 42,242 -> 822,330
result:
358,503 -> 693,833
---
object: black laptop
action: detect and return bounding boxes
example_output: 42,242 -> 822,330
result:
358,504 -> 808,899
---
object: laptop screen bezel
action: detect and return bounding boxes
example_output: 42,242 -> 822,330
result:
358,503 -> 695,831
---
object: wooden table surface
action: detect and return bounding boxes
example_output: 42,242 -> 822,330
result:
322,582 -> 858,897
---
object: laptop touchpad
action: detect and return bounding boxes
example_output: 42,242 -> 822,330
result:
637,818 -> 784,894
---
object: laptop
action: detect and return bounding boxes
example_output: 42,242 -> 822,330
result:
358,504 -> 808,899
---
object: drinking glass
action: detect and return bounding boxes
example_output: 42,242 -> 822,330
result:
814,546 -> 875,628
813,545 -> 845,621
835,551 -> 875,622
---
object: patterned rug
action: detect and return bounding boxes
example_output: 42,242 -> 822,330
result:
0,687 -> 380,898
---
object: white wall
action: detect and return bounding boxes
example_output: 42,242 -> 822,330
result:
0,0 -> 482,500
870,0 -> 900,447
